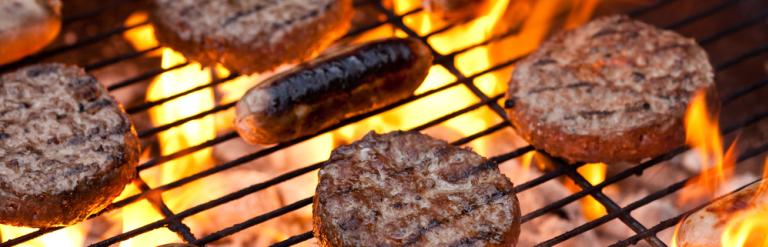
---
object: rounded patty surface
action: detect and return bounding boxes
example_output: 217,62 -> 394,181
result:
151,0 -> 353,74
506,15 -> 714,163
314,131 -> 520,247
0,63 -> 139,227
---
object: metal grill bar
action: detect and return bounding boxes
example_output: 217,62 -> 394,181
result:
543,141 -> 768,247
0,20 -> 151,72
107,62 -> 190,91
132,177 -> 198,243
84,46 -> 162,72
665,0 -> 742,30
0,0 -> 765,246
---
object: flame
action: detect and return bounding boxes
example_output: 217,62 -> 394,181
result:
122,11 -> 218,246
519,151 -> 536,174
670,92 -> 763,247
0,225 -> 87,247
124,11 -> 160,56
677,90 -> 739,205
670,219 -> 682,247
721,205 -> 768,247
578,163 -> 608,220
720,158 -> 768,247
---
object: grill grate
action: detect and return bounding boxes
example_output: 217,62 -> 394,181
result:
0,0 -> 767,246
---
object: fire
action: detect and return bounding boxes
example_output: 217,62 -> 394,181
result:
124,11 -> 160,56
671,220 -> 682,247
669,92 -> 766,246
721,204 -> 768,247
519,151 -> 536,174
0,225 -> 86,247
122,12 -> 218,246
563,162 -> 608,221
720,158 -> 768,247
578,163 -> 608,220
677,90 -> 739,205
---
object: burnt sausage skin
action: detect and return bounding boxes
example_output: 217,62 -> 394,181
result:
235,38 -> 433,145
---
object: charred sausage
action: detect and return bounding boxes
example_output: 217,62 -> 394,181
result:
235,38 -> 433,145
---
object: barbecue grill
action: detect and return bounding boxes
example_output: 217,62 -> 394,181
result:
0,0 -> 766,246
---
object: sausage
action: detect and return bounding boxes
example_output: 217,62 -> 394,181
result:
676,181 -> 768,247
423,0 -> 494,22
235,38 -> 433,145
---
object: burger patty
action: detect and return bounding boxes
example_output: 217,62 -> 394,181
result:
506,15 -> 715,163
151,0 -> 353,74
0,64 -> 139,227
313,131 -> 521,247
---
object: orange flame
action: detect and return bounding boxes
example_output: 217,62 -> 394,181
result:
519,151 -> 536,174
670,92 -> 764,247
563,163 -> 608,221
122,12 -> 217,246
677,90 -> 739,205
721,204 -> 768,247
720,158 -> 768,247
670,219 -> 682,247
0,225 -> 87,247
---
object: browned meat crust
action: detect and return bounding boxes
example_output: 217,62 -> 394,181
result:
150,0 -> 353,74
313,131 -> 521,247
506,15 -> 715,163
0,64 -> 139,227
235,38 -> 432,145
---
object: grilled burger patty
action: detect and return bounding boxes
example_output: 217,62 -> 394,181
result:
506,15 -> 714,163
0,64 -> 139,227
0,0 -> 61,65
151,0 -> 353,74
314,131 -> 521,247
